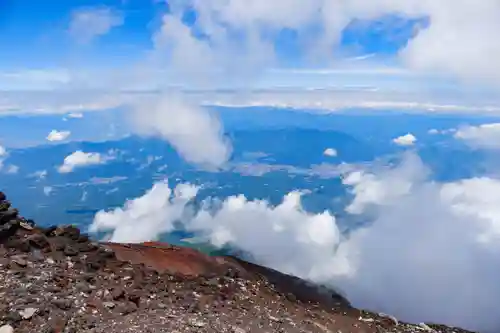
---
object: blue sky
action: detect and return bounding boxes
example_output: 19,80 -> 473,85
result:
0,0 -> 164,68
0,0 -> 424,74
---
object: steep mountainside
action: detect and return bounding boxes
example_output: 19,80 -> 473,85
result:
0,192 -> 475,333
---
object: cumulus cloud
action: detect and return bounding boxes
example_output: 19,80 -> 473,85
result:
90,152 -> 500,332
46,130 -> 71,142
398,0 -> 500,85
335,156 -> 500,333
454,123 -> 500,150
155,0 -> 500,85
91,181 -> 342,279
190,193 -> 341,277
58,150 -> 112,173
323,148 -> 338,157
393,133 -> 417,146
90,181 -> 199,243
69,7 -> 123,44
129,95 -> 232,168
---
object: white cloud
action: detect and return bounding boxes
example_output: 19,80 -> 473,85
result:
69,7 -> 123,44
429,128 -> 457,135
3,1 -> 500,99
46,130 -> 71,142
0,69 -> 71,90
90,181 -> 199,243
5,165 -> 19,174
398,0 -> 500,85
454,123 -> 500,149
4,89 -> 500,117
0,91 -> 125,115
1,91 -> 232,169
68,112 -> 84,118
0,145 -> 7,171
189,193 -> 341,275
323,148 -> 338,157
30,170 -> 47,180
90,153 -> 500,332
43,186 -> 53,196
58,150 -> 112,173
129,94 -> 232,168
91,181 -> 341,276
393,133 -> 417,146
342,153 -> 427,214
157,0 -> 500,85
335,155 -> 500,333
81,190 -> 88,202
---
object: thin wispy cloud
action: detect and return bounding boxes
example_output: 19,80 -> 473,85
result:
6,165 -> 19,174
67,112 -> 83,118
68,6 -> 123,44
454,123 -> 500,150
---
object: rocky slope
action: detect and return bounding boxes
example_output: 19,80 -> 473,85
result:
0,192 -> 475,333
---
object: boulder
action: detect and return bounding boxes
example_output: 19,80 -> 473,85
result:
0,220 -> 19,240
0,209 -> 18,225
0,201 -> 11,212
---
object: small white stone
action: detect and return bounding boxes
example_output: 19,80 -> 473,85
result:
19,307 -> 38,320
103,302 -> 115,309
359,317 -> 374,323
232,327 -> 246,333
268,315 -> 282,322
188,319 -> 205,328
19,222 -> 33,230
418,323 -> 435,332
379,313 -> 398,326
0,324 -> 14,333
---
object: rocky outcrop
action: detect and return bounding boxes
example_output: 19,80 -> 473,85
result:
0,192 -> 476,333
